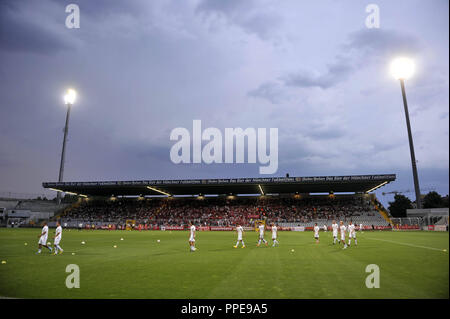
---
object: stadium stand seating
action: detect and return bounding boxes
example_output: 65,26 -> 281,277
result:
57,195 -> 389,228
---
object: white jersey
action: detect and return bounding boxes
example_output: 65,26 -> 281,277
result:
259,225 -> 265,237
359,224 -> 363,230
340,225 -> 346,240
54,225 -> 62,244
55,226 -> 62,239
39,225 -> 48,245
348,224 -> 356,238
271,226 -> 277,239
314,226 -> 320,237
41,225 -> 48,238
332,223 -> 338,236
237,226 -> 243,240
348,224 -> 355,235
189,225 -> 196,241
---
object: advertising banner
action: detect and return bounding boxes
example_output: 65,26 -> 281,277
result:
210,226 -> 234,231
164,226 -> 185,230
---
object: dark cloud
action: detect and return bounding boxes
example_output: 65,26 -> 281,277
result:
196,0 -> 282,40
0,1 -> 71,54
344,28 -> 422,58
251,28 -> 422,98
283,57 -> 354,89
247,81 -> 288,104
196,0 -> 248,14
307,125 -> 347,140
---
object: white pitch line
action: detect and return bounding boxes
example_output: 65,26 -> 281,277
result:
366,237 -> 446,252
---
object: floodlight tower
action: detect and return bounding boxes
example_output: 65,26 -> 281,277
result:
57,89 -> 76,205
390,57 -> 422,209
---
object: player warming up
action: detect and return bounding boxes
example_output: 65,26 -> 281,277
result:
348,221 -> 357,247
339,221 -> 348,249
53,221 -> 64,255
234,224 -> 245,248
36,222 -> 52,254
256,222 -> 268,247
188,221 -> 197,252
332,220 -> 339,244
271,223 -> 279,247
314,223 -> 320,243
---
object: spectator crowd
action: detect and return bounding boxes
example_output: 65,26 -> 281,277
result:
60,196 -> 374,228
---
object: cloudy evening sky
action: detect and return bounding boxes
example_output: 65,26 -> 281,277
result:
0,0 -> 448,206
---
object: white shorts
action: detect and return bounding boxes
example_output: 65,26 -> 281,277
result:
350,232 -> 356,239
237,235 -> 242,241
259,234 -> 265,240
272,237 -> 277,240
54,238 -> 61,245
314,234 -> 319,239
333,232 -> 338,238
189,237 -> 195,242
38,236 -> 48,245
341,234 -> 346,241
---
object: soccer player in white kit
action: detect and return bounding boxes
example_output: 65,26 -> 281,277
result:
188,222 -> 197,252
339,221 -> 348,249
53,221 -> 64,255
234,224 -> 245,248
348,221 -> 357,246
36,222 -> 52,254
271,223 -> 279,247
256,222 -> 268,247
314,223 -> 320,243
359,223 -> 363,232
331,220 -> 339,245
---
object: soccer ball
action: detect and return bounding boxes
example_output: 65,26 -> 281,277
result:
24,243 -> 27,246
291,249 -> 295,253
1,261 -> 6,264
47,242 -> 51,246
72,253 -> 75,255
81,241 -> 86,245
113,245 -> 117,248
120,238 -> 124,241
157,240 -> 160,243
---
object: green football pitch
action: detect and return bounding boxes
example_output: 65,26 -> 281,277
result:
0,228 -> 448,299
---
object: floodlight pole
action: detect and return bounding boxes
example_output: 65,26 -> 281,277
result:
57,103 -> 72,205
399,79 -> 422,209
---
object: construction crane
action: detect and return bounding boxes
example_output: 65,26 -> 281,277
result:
382,187 -> 435,196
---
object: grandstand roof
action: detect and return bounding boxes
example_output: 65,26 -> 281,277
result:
43,174 -> 395,197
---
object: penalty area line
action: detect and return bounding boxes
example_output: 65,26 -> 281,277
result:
365,237 -> 446,252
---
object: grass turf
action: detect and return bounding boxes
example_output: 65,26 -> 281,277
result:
0,228 -> 448,299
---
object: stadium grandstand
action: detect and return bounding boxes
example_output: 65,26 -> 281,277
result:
42,174 -> 396,230
0,198 -> 71,228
